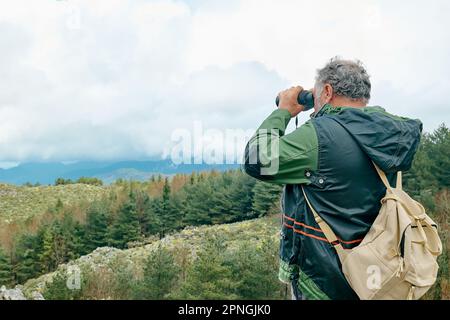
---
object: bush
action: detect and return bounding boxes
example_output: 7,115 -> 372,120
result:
132,244 -> 180,299
423,190 -> 450,300
76,177 -> 103,186
43,269 -> 85,300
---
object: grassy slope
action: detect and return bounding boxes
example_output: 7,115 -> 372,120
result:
0,183 -> 108,224
22,215 -> 281,298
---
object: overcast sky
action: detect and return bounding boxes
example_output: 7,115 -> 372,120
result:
0,0 -> 449,167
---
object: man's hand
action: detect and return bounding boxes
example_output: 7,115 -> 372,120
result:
277,86 -> 305,117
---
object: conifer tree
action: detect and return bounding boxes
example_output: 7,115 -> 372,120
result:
182,179 -> 213,226
225,238 -> 284,299
251,181 -> 282,217
162,177 -> 179,229
13,234 -> 40,283
232,172 -> 256,219
0,248 -> 13,287
133,244 -> 180,299
152,178 -> 181,238
177,234 -> 237,299
39,227 -> 55,273
134,190 -> 153,236
429,124 -> 450,189
84,202 -> 110,252
109,193 -> 141,248
59,213 -> 86,259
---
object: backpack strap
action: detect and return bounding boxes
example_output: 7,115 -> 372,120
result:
372,161 -> 403,190
301,186 -> 348,261
372,162 -> 393,190
396,171 -> 402,190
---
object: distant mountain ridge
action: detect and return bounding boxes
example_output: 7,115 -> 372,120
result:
0,160 -> 240,185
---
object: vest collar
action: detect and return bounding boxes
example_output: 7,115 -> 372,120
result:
313,104 -> 385,118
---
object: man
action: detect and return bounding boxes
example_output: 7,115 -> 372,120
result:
243,57 -> 423,300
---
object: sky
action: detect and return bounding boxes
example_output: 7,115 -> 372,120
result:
0,0 -> 449,167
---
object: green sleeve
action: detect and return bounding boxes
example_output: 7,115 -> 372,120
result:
243,109 -> 318,184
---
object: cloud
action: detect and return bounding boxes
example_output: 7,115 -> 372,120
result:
0,0 -> 449,164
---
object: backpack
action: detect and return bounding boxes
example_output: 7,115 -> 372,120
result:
301,162 -> 442,300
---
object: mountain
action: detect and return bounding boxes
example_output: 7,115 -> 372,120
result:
0,160 -> 240,185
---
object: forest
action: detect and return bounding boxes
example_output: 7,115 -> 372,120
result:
0,124 -> 448,300
0,169 -> 282,289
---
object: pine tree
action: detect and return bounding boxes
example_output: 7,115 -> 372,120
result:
84,202 -> 110,252
403,136 -> 434,197
13,234 -> 40,283
72,221 -> 88,256
227,242 -> 264,299
152,198 -> 165,239
109,193 -> 141,248
231,172 -> 256,220
176,234 -> 237,299
60,213 -> 85,259
134,190 -> 153,236
38,222 -> 69,273
152,178 -> 181,238
0,248 -> 13,287
227,238 -> 284,299
39,227 -> 55,273
251,180 -> 282,217
429,124 -> 450,189
162,177 -> 179,230
133,244 -> 180,299
220,171 -> 256,222
162,177 -> 170,203
182,183 -> 212,226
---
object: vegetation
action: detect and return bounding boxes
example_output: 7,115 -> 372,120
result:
0,248 -> 13,287
132,244 -> 180,299
55,177 -> 103,186
0,183 -> 106,223
1,170 -> 282,288
26,215 -> 287,300
0,124 -> 448,299
404,124 -> 450,300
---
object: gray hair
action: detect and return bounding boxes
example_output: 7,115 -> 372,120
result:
315,57 -> 371,102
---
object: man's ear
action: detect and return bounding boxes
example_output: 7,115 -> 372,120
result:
323,84 -> 333,103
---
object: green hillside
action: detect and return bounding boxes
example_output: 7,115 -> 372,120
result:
0,183 -> 107,224
22,214 -> 286,300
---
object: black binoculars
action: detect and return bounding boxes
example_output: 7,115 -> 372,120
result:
275,90 -> 315,111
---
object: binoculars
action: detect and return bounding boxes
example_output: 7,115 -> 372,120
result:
275,90 -> 315,111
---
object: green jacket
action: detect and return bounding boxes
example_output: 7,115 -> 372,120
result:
243,104 -> 422,299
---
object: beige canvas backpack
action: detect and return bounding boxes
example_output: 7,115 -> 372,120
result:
301,163 -> 442,300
